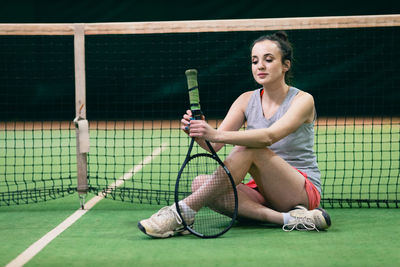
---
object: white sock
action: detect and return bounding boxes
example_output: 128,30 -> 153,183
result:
282,212 -> 293,225
178,201 -> 196,220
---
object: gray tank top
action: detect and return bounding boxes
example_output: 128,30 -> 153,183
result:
244,87 -> 321,193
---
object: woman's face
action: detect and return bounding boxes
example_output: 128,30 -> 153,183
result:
251,40 -> 289,87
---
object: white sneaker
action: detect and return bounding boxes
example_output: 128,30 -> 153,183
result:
283,206 -> 331,232
138,204 -> 194,238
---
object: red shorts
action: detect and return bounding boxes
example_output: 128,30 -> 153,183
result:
244,168 -> 321,210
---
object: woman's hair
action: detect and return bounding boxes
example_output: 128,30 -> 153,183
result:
251,31 -> 294,83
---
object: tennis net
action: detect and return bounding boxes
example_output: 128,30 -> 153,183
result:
0,15 -> 399,208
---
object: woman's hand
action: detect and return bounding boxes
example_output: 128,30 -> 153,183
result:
187,119 -> 218,141
181,110 -> 216,140
181,109 -> 193,135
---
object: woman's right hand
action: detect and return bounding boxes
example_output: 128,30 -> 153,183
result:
181,109 -> 192,135
181,109 -> 206,135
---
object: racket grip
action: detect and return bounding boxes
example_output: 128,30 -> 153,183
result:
185,69 -> 202,119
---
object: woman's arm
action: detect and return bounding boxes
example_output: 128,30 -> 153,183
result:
188,91 -> 315,148
181,91 -> 252,152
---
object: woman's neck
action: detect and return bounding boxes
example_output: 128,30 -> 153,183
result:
262,83 -> 290,104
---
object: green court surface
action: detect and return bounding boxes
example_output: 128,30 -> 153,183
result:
0,193 -> 399,267
1,125 -> 399,266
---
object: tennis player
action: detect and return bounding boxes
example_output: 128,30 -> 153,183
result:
138,31 -> 331,237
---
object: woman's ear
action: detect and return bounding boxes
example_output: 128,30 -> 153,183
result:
283,60 -> 291,72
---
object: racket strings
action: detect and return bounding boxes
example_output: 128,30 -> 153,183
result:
178,155 -> 236,236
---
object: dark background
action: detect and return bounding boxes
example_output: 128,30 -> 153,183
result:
0,1 -> 399,23
0,1 -> 399,120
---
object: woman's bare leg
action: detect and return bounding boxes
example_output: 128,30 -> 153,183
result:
185,145 -> 309,225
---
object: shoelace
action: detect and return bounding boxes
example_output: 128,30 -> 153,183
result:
282,216 -> 319,232
155,206 -> 194,235
156,206 -> 183,225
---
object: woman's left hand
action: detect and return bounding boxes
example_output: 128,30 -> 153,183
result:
188,119 -> 218,141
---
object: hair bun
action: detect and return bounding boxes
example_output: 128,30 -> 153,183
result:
274,31 -> 288,42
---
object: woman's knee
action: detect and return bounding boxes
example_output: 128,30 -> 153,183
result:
191,174 -> 208,192
227,146 -> 275,164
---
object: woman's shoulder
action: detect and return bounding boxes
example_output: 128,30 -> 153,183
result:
292,88 -> 315,105
234,90 -> 257,107
227,89 -> 259,116
240,90 -> 256,99
291,88 -> 316,123
239,89 -> 260,101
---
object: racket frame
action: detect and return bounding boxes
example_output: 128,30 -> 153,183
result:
174,69 -> 238,238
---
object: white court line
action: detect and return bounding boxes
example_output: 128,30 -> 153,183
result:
6,144 -> 168,267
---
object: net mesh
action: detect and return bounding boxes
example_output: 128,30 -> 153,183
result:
0,17 -> 399,208
0,36 -> 76,204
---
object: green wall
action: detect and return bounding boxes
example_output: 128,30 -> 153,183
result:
1,27 -> 399,120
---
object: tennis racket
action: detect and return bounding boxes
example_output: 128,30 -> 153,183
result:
174,69 -> 238,238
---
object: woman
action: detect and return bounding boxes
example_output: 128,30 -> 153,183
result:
138,31 -> 331,238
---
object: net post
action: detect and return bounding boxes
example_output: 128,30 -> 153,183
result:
74,23 -> 89,209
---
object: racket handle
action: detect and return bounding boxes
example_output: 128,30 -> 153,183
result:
185,69 -> 202,119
